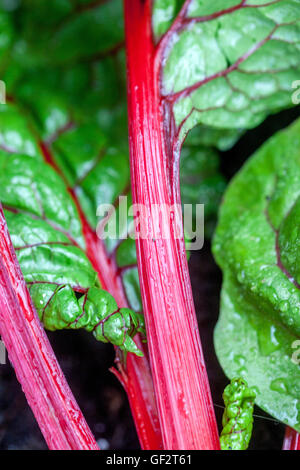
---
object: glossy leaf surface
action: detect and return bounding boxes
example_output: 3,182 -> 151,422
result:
220,378 -> 256,450
154,0 -> 300,140
213,119 -> 300,432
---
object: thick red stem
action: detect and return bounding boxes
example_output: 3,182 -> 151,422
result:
0,206 -> 99,450
124,0 -> 219,450
283,428 -> 300,450
41,142 -> 163,450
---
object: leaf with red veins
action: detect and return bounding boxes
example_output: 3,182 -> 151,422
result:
43,113 -> 141,312
0,144 -> 144,355
6,81 -> 144,314
155,0 -> 300,140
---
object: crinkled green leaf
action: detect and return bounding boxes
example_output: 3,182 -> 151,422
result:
157,0 -> 300,138
0,103 -> 43,157
213,118 -> 300,431
0,142 -> 144,355
0,151 -> 85,248
220,378 -> 256,450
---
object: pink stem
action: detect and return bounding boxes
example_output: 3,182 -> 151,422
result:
124,0 -> 219,450
41,142 -> 163,450
0,205 -> 99,450
283,428 -> 300,450
81,219 -> 163,450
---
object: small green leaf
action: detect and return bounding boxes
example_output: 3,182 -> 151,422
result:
220,378 -> 256,450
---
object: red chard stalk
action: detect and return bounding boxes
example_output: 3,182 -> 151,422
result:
124,0 -> 219,450
283,428 -> 300,451
0,205 -> 99,450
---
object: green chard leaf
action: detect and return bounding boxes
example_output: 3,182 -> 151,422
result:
213,118 -> 300,432
0,101 -> 144,356
155,0 -> 300,140
220,378 -> 256,450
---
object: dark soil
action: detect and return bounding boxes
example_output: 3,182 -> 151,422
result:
0,108 -> 299,450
